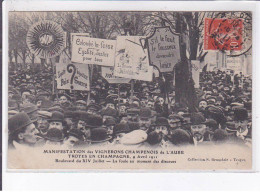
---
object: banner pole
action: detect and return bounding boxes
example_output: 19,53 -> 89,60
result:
87,64 -> 93,105
50,58 -> 57,98
130,80 -> 134,102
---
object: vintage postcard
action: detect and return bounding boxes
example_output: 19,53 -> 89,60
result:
5,8 -> 253,170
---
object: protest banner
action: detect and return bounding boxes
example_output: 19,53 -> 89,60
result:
56,62 -> 90,91
114,36 -> 153,81
147,26 -> 181,73
71,36 -> 116,66
226,56 -> 243,74
191,60 -> 200,88
26,20 -> 66,59
101,66 -> 131,84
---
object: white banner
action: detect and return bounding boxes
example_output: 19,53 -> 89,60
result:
226,56 -> 243,74
71,36 -> 116,66
101,66 -> 131,84
56,62 -> 90,91
191,60 -> 200,88
147,27 -> 181,72
114,36 -> 153,81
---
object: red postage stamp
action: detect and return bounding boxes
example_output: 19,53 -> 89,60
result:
204,18 -> 243,51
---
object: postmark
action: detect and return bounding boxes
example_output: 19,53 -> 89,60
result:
204,18 -> 243,51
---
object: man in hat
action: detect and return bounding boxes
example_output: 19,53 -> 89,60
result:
21,89 -> 33,104
48,111 -> 65,132
20,103 -> 38,122
198,99 -> 208,112
153,117 -> 170,137
139,108 -> 153,132
59,93 -> 71,110
75,111 -> 91,140
86,103 -> 101,116
75,100 -> 87,111
63,129 -> 86,148
64,109 -> 76,133
83,114 -> 103,140
206,105 -> 226,128
104,98 -> 116,110
37,111 -> 51,136
117,103 -> 128,118
119,85 -> 128,98
232,107 -> 250,141
168,114 -> 183,133
146,99 -> 155,110
103,118 -> 116,136
101,107 -> 118,124
126,108 -> 140,130
190,113 -> 207,145
8,112 -> 41,148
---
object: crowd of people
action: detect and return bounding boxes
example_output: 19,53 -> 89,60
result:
8,65 -> 252,149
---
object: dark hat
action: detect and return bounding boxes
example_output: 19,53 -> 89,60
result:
48,106 -> 64,114
64,111 -> 75,119
104,118 -> 116,126
233,107 -> 248,121
205,119 -> 218,130
45,128 -> 64,142
90,127 -> 112,143
119,85 -> 128,92
36,91 -> 50,99
40,100 -> 53,110
146,131 -> 162,145
76,100 -> 87,106
68,129 -> 85,141
48,111 -> 64,122
190,113 -> 206,125
155,117 -> 169,126
170,129 -> 191,145
139,108 -> 152,118
244,101 -> 252,111
225,122 -> 236,132
76,111 -> 90,122
168,114 -> 183,122
58,93 -> 71,101
101,108 -> 117,117
11,94 -> 22,102
35,95 -> 46,102
114,123 -> 131,134
8,110 -> 19,118
212,129 -> 229,142
86,103 -> 101,112
127,108 -> 140,115
105,97 -> 115,105
8,112 -> 34,135
9,100 -> 19,110
38,111 -> 51,119
20,103 -> 38,114
207,105 -> 224,115
85,114 -> 103,128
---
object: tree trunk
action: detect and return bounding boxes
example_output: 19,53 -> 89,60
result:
14,49 -> 18,67
175,13 -> 198,112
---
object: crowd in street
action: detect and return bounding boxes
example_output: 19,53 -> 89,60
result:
8,65 -> 252,149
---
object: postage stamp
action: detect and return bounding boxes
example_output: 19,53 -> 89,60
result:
204,18 -> 244,51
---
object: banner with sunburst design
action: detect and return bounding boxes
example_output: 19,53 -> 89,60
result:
26,20 -> 66,59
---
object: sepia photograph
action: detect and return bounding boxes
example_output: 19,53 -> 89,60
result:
6,9 -> 253,170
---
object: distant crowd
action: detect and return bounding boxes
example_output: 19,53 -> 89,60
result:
8,65 -> 252,149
